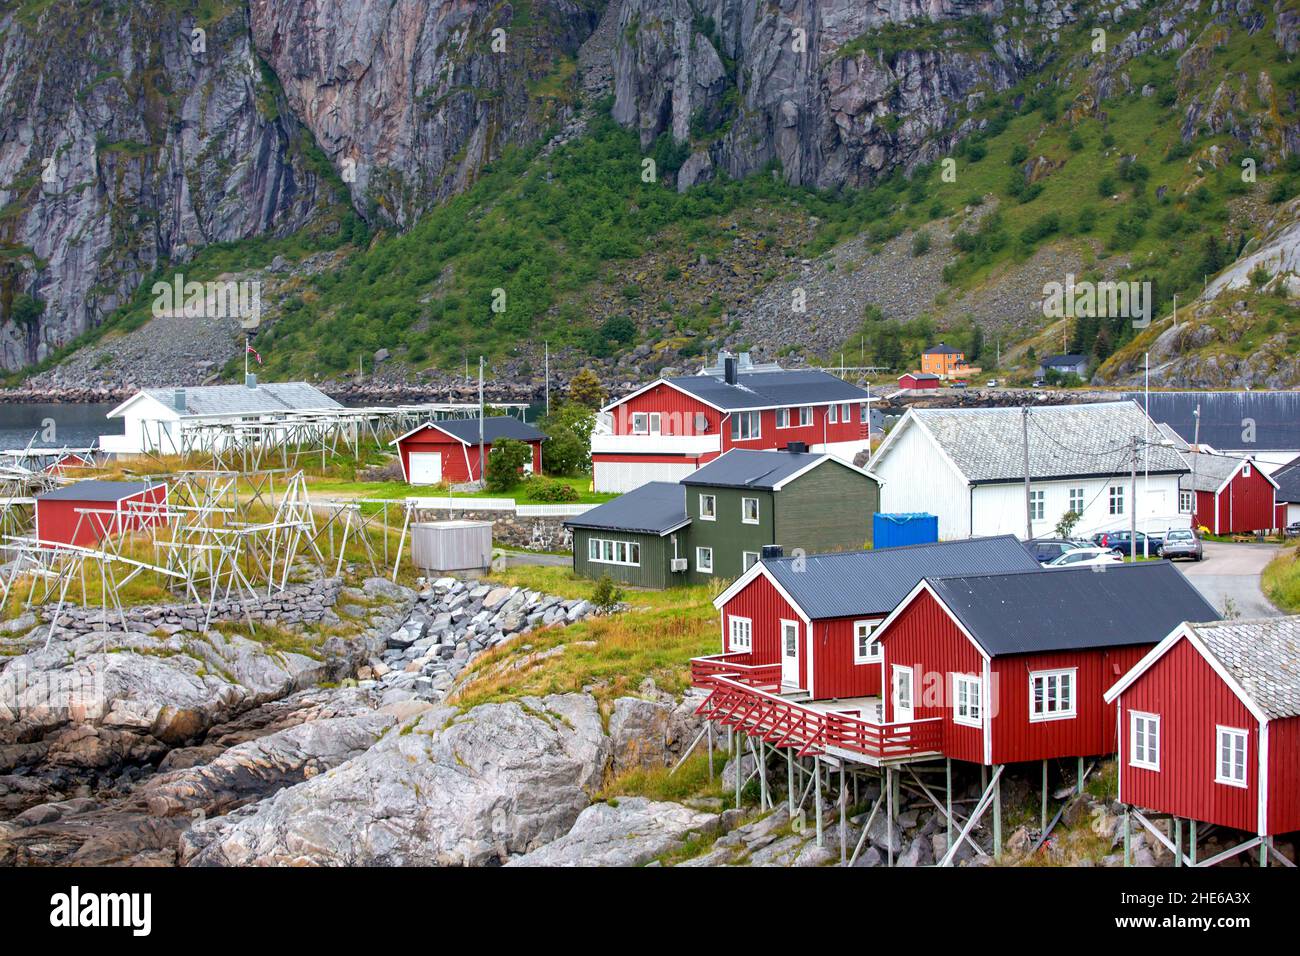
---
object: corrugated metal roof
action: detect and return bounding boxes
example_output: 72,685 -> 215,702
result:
1118,391 -> 1300,452
667,368 -> 870,410
927,561 -> 1220,656
563,482 -> 687,535
1272,457 -> 1300,504
427,417 -> 547,444
764,535 -> 1041,619
681,449 -> 830,489
904,401 -> 1187,483
1187,616 -> 1300,719
141,382 -> 341,418
38,480 -> 157,502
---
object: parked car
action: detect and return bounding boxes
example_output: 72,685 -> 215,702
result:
1161,528 -> 1203,561
1287,521 -> 1300,538
949,380 -> 968,389
1032,378 -> 1047,388
1046,547 -> 1124,568
1092,529 -> 1164,556
1027,538 -> 1082,564
986,379 -> 998,388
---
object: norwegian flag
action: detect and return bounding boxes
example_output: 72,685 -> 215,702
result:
246,344 -> 263,365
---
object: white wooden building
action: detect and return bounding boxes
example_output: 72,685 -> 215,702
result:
868,402 -> 1190,541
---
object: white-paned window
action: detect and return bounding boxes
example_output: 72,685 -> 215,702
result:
699,493 -> 716,520
696,547 -> 713,573
1069,487 -> 1085,515
776,408 -> 790,428
828,404 -> 838,424
742,551 -> 760,571
799,406 -> 813,427
742,497 -> 760,524
853,620 -> 880,663
631,413 -> 648,434
731,411 -> 761,441
953,674 -> 982,727
1180,490 -> 1194,513
728,615 -> 752,651
860,403 -> 869,424
1130,712 -> 1160,770
1215,726 -> 1248,787
1030,669 -> 1076,721
588,537 -> 640,567
1109,485 -> 1125,515
1029,489 -> 1045,520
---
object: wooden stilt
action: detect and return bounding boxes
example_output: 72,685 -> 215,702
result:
1261,836 -> 1270,867
787,750 -> 795,814
946,758 -> 953,853
840,765 -> 848,866
734,732 -> 742,810
992,766 -> 1002,859
1123,809 -> 1131,867
1189,819 -> 1197,866
707,722 -> 714,783
1077,755 -> 1084,795
1174,817 -> 1182,868
1041,759 -> 1048,832
886,766 -> 894,867
814,758 -> 824,847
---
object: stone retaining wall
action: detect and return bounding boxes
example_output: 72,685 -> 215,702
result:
39,578 -> 344,634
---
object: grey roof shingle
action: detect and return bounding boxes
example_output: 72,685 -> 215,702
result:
1156,423 -> 1257,492
927,562 -> 1219,656
666,368 -> 871,411
1118,391 -> 1300,452
563,482 -> 687,535
762,535 -> 1041,619
426,417 -> 546,444
1186,617 -> 1300,719
899,401 -> 1188,483
681,449 -> 843,490
38,480 -> 158,502
140,383 -> 341,417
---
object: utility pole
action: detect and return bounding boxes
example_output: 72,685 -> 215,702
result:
1022,406 -> 1033,541
1144,353 -> 1151,558
1190,405 -> 1201,529
544,341 -> 550,417
1129,435 -> 1139,561
478,356 -> 486,487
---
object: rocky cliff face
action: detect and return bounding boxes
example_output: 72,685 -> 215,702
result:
0,3 -> 331,370
249,0 -> 603,227
610,0 -> 1065,191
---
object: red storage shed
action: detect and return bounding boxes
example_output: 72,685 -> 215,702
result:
1183,453 -> 1278,535
1105,616 -> 1300,854
898,372 -> 940,391
390,417 -> 546,485
701,536 -> 1041,700
870,562 -> 1219,765
35,480 -> 169,548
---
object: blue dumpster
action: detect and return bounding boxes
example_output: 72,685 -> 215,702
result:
873,512 -> 939,549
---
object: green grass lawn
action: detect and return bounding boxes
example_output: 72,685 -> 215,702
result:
1262,545 -> 1300,613
305,474 -> 616,505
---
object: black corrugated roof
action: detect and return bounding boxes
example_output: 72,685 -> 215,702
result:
428,417 -> 547,444
926,561 -> 1220,656
1118,391 -> 1300,452
763,536 -> 1040,619
667,368 -> 870,410
563,482 -> 687,535
681,449 -> 837,490
38,480 -> 157,502
1273,457 -> 1300,504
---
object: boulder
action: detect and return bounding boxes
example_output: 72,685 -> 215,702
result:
506,797 -> 717,866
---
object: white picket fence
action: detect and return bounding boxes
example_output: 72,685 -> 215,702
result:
406,497 -> 593,517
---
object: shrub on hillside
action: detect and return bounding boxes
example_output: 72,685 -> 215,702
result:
485,438 -> 532,492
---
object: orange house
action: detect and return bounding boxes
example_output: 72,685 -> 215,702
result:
921,344 -> 980,380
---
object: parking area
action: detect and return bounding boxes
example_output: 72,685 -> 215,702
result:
1178,540 -> 1282,618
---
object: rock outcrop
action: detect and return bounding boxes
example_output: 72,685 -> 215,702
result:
0,2 -> 331,369
506,796 -> 718,866
181,693 -> 608,866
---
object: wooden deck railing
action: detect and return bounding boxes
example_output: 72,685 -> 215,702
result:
690,652 -> 782,692
695,673 -> 942,764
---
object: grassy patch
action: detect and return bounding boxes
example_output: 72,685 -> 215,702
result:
1262,545 -> 1300,613
598,749 -> 728,803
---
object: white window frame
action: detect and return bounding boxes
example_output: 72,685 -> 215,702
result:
841,403 -> 851,422
730,410 -> 761,441
828,404 -> 838,424
853,620 -> 881,664
742,551 -> 760,571
953,673 -> 982,727
648,412 -> 661,435
696,546 -> 713,573
1109,484 -> 1125,516
1029,668 -> 1077,721
631,412 -> 648,435
1179,490 -> 1194,514
1130,711 -> 1160,770
587,537 -> 641,567
1069,487 -> 1085,515
798,406 -> 813,427
699,493 -> 716,521
1029,489 -> 1045,521
860,403 -> 869,424
728,614 -> 752,652
776,408 -> 791,428
741,496 -> 760,524
1215,726 -> 1248,788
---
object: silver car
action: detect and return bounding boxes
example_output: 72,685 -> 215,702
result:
1162,528 -> 1203,561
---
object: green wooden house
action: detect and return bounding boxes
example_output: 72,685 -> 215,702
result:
680,448 -> 879,585
565,449 -> 880,589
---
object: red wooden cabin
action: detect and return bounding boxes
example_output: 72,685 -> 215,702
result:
34,480 -> 169,548
1105,616 -> 1300,855
592,357 -> 872,493
44,452 -> 93,475
868,563 -> 1218,766
391,417 -> 545,485
701,536 -> 1042,701
898,372 -> 940,391
1183,454 -> 1279,535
